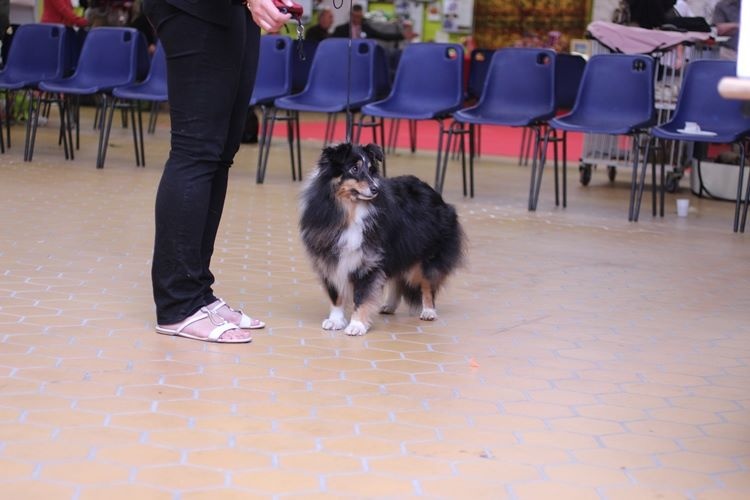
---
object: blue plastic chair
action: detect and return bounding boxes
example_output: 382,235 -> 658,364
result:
36,27 -> 148,166
251,35 -> 294,183
637,60 -> 750,232
467,48 -> 495,101
360,43 -> 464,188
0,23 -> 69,156
447,48 -> 556,199
96,42 -> 168,168
538,54 -> 656,220
291,39 -> 318,94
273,38 -> 381,181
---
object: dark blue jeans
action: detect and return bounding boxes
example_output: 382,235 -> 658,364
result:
144,0 -> 260,324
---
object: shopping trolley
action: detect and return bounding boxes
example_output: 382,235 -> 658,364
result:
579,24 -> 718,192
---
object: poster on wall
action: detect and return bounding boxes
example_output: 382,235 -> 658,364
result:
442,0 -> 474,33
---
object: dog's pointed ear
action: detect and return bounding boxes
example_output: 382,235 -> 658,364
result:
364,143 -> 384,163
319,143 -> 352,177
323,143 -> 352,165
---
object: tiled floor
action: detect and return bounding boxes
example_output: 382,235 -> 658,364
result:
1,112 -> 749,500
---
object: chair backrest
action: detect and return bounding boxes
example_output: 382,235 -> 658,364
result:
477,48 -> 556,121
297,38 -> 379,104
555,53 -> 585,111
251,35 -> 293,105
384,43 -> 464,114
568,54 -> 655,130
373,44 -> 391,99
0,23 -> 68,85
148,41 -> 167,87
291,39 -> 318,93
669,59 -> 750,136
71,27 -> 146,89
467,48 -> 495,100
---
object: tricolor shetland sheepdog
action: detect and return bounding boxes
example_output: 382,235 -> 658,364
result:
299,143 -> 466,336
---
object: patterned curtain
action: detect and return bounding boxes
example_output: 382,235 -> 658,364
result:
473,0 -> 592,51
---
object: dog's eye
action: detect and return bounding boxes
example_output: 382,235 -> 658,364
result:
350,165 -> 359,174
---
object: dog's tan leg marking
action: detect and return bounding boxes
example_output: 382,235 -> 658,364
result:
404,265 -> 437,320
380,279 -> 400,314
420,279 -> 437,320
346,301 -> 378,336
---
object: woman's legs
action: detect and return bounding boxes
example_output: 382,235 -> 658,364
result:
148,0 -> 259,335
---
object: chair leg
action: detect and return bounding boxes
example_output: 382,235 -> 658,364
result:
128,102 -> 141,167
295,111 -> 303,180
379,117 -> 387,177
58,95 -> 71,160
552,128 -> 560,207
628,135 -> 642,222
633,135 -> 654,222
459,124 -> 467,197
562,131 -> 568,208
469,123 -> 475,198
256,106 -> 272,184
285,110 -> 297,181
651,143 -> 657,217
532,127 -> 552,211
97,95 -> 117,168
137,104 -> 146,167
434,120 -> 447,193
738,142 -> 749,232
527,127 -> 541,211
409,120 -> 417,153
25,92 -> 42,162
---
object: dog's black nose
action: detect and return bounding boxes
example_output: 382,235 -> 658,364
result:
370,186 -> 379,196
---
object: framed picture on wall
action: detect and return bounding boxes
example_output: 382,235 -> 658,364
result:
442,0 -> 473,33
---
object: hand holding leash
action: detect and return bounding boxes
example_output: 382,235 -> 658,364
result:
246,0 -> 292,33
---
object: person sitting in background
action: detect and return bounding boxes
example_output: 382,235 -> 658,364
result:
712,0 -> 739,53
42,0 -> 89,27
627,0 -> 676,29
332,4 -> 412,43
306,7 -> 332,42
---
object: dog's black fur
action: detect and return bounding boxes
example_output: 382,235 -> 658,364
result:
299,143 -> 465,335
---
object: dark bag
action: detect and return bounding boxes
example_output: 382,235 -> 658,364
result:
241,107 -> 259,144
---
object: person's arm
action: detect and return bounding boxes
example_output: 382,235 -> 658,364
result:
46,0 -> 88,27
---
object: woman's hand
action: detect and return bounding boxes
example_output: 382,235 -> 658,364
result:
247,0 -> 293,33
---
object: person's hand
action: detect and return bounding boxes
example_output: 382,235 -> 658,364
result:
247,0 -> 292,33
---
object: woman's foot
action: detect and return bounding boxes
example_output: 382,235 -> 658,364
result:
156,307 -> 252,343
208,299 -> 266,329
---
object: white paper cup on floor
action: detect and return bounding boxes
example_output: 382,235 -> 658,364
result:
676,198 -> 690,217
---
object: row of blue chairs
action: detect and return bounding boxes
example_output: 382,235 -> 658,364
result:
0,24 -> 155,167
433,49 -> 750,232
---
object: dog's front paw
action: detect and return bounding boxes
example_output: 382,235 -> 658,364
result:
322,317 -> 347,330
420,308 -> 437,321
344,320 -> 369,336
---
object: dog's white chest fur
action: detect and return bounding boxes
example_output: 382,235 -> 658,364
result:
333,203 -> 373,291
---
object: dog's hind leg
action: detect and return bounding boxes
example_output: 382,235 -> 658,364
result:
322,281 -> 347,330
380,279 -> 401,315
419,279 -> 437,321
